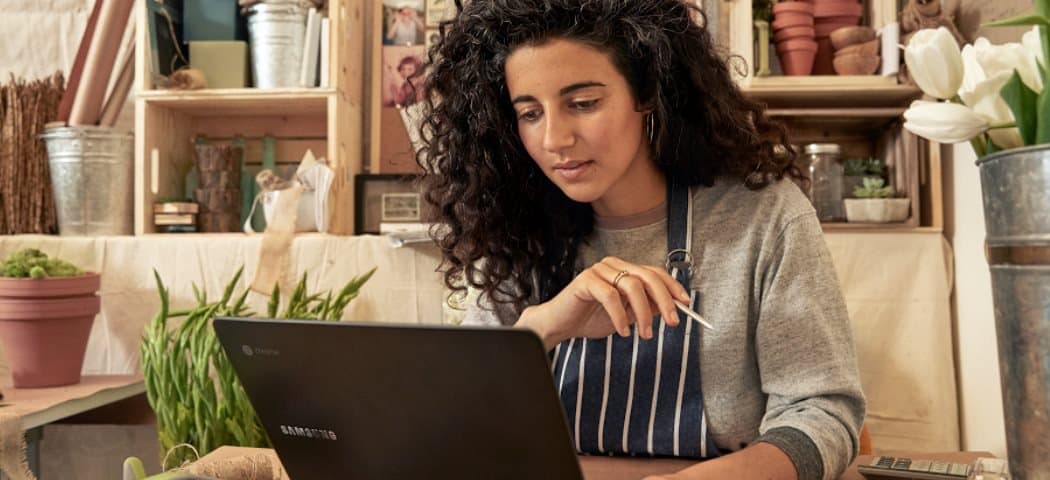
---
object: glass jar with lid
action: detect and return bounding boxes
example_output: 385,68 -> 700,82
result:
803,143 -> 845,222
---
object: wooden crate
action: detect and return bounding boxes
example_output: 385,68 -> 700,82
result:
769,109 -> 943,231
133,0 -> 366,234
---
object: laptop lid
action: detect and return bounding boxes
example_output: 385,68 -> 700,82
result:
213,317 -> 584,480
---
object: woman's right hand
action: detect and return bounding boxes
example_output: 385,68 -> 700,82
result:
518,256 -> 692,350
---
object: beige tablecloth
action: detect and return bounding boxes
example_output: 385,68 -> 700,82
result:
0,232 -> 958,452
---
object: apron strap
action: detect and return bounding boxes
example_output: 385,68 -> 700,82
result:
666,182 -> 693,287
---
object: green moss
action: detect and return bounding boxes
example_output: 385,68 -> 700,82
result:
1,248 -> 83,278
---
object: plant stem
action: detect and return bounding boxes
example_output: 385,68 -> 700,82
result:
988,121 -> 1017,130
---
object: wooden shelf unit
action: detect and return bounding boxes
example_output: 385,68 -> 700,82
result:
133,0 -> 366,234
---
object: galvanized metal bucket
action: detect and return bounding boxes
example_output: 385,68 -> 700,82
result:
246,1 -> 308,88
40,126 -> 134,236
977,144 -> 1050,480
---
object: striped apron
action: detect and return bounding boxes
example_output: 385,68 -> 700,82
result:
550,182 -> 721,459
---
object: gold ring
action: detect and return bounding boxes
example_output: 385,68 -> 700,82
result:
612,270 -> 631,288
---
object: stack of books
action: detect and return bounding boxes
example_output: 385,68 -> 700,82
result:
153,202 -> 199,233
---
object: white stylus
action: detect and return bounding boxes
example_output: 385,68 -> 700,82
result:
674,301 -> 714,330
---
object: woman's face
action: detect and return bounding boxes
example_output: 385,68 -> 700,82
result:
505,38 -> 654,213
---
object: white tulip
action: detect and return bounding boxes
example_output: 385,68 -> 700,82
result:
904,27 -> 965,99
903,100 -> 989,144
1022,26 -> 1045,69
958,41 -> 1026,149
973,36 -> 1043,94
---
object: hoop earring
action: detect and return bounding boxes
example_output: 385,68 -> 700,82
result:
646,113 -> 655,144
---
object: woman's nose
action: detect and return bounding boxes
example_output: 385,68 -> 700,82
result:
541,113 -> 575,153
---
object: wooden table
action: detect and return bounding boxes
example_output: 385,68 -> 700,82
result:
196,446 -> 992,479
0,375 -> 145,477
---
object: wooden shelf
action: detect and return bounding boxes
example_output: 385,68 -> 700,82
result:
138,88 -> 334,117
742,76 -> 922,109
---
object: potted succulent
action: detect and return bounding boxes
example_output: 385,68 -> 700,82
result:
901,6 -> 1049,476
842,157 -> 885,197
843,177 -> 910,223
0,248 -> 100,387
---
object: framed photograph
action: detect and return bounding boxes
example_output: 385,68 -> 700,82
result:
355,174 -> 426,234
381,45 -> 426,107
382,0 -> 425,45
425,0 -> 457,27
381,193 -> 421,221
424,29 -> 441,53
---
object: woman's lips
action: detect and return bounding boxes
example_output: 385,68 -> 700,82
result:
553,160 -> 594,181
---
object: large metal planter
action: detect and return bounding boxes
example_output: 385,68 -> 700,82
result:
976,144 -> 1050,480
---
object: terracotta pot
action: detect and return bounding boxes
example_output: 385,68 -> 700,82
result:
813,37 -> 836,75
0,273 -> 100,388
776,39 -> 818,76
813,1 -> 864,18
771,13 -> 815,31
835,39 -> 881,57
772,1 -> 814,16
833,52 -> 881,75
829,25 -> 876,50
773,25 -> 816,43
814,20 -> 859,38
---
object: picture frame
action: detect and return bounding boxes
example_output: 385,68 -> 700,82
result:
354,174 -> 424,234
425,0 -> 457,27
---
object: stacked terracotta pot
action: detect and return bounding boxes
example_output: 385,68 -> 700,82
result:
830,26 -> 880,75
772,1 -> 816,76
812,0 -> 864,74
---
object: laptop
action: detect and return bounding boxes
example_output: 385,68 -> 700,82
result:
213,317 -> 584,480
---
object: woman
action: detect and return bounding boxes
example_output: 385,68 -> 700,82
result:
418,1 -> 865,479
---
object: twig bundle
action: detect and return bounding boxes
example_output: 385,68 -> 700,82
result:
0,73 -> 63,234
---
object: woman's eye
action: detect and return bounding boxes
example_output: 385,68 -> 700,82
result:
518,110 -> 541,122
571,99 -> 599,111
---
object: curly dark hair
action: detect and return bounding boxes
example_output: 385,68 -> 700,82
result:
418,0 -> 800,313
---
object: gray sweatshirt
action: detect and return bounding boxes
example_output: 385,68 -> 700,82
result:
463,179 -> 866,480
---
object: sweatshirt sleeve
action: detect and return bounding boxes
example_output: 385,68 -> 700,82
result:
462,287 -> 520,327
752,212 -> 867,480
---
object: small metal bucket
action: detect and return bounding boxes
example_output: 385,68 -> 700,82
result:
39,126 -> 134,236
977,144 -> 1050,480
246,1 -> 308,88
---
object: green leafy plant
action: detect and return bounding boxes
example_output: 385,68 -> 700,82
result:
141,266 -> 376,469
843,157 -> 885,177
853,177 -> 897,199
1,248 -> 82,278
753,0 -> 773,22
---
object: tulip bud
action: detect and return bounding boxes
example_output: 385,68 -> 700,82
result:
903,100 -> 989,144
904,27 -> 965,99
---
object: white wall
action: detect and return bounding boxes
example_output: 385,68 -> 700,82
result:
947,144 -> 1007,457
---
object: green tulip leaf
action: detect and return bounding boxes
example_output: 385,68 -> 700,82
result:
1038,0 -> 1050,19
984,15 -> 1050,28
1038,84 -> 1050,144
1000,70 -> 1039,145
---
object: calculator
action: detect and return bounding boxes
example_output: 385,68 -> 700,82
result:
858,456 -> 971,480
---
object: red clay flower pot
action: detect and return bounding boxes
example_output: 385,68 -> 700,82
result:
0,273 -> 100,388
773,25 -> 816,43
776,39 -> 818,76
813,1 -> 864,18
772,1 -> 814,16
771,12 -> 815,31
815,20 -> 860,38
813,36 -> 836,75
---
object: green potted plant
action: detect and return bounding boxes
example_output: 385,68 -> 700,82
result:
843,177 -> 910,223
140,266 -> 375,470
901,7 -> 1049,476
842,157 -> 885,197
0,248 -> 100,387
